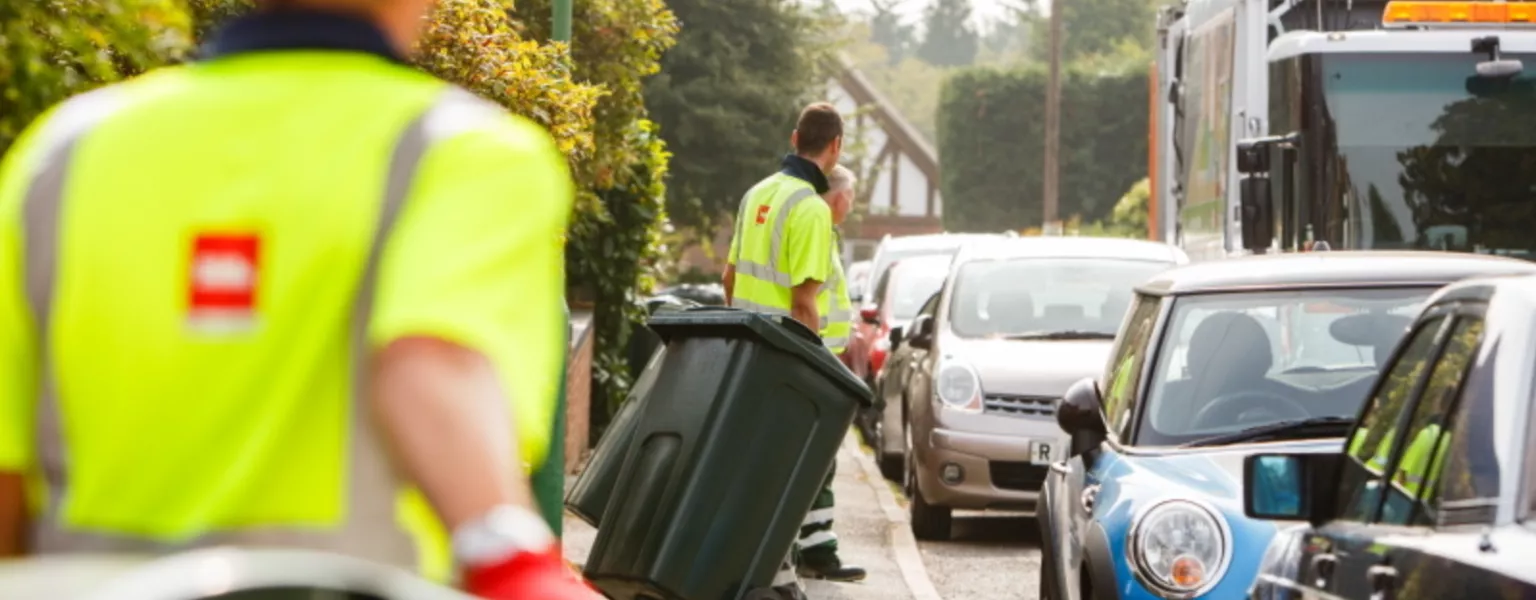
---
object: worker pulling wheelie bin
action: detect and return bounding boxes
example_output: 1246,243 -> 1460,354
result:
579,307 -> 871,600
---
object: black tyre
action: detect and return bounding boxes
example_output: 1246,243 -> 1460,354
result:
872,417 -> 903,481
908,481 -> 952,541
904,425 -> 951,540
1037,530 -> 1061,600
878,452 -> 904,482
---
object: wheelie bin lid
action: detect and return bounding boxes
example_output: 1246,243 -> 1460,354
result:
647,307 -> 873,407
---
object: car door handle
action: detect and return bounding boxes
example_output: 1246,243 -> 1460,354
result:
1367,564 -> 1397,600
1311,553 -> 1337,589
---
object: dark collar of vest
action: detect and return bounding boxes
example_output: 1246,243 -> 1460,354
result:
202,10 -> 408,65
780,154 -> 831,195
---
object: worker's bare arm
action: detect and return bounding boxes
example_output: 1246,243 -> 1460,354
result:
791,279 -> 822,333
722,264 -> 737,307
367,115 -> 573,534
0,474 -> 24,556
372,338 -> 529,530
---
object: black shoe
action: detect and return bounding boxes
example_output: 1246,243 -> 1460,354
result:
798,558 -> 867,582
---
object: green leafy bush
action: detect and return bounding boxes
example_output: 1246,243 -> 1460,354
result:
514,0 -> 678,426
185,0 -> 249,40
937,63 -> 1149,232
0,0 -> 191,153
416,0 -> 603,160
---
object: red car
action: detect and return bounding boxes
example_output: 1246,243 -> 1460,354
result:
858,255 -> 951,382
843,233 -> 999,384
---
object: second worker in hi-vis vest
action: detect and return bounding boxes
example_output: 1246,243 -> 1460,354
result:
722,103 -> 866,594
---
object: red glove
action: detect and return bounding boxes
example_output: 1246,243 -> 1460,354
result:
463,544 -> 605,600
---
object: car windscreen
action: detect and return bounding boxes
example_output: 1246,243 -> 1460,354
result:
889,267 -> 948,322
1317,52 -> 1536,257
1138,286 -> 1434,446
947,258 -> 1171,339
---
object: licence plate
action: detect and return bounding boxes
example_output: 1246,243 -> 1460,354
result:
1029,440 -> 1061,466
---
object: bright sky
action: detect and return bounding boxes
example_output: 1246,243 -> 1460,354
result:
829,0 -> 1025,28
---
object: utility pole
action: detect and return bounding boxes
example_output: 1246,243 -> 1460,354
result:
553,0 -> 573,42
1042,0 -> 1063,232
536,0 -> 574,540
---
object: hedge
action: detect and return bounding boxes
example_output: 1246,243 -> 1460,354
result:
516,0 -> 679,427
0,1 -> 191,154
936,64 -> 1149,232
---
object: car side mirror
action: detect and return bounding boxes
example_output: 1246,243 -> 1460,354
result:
860,305 -> 880,325
888,325 -> 904,348
908,315 -> 934,350
1243,453 -> 1341,526
1056,377 -> 1107,458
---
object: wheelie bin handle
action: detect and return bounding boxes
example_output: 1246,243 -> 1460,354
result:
680,305 -> 823,345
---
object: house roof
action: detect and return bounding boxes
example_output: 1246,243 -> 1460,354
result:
828,52 -> 940,182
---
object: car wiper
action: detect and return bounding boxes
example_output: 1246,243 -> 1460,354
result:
1001,330 -> 1117,341
1181,416 -> 1356,448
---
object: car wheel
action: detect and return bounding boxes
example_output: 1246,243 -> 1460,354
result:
904,425 -> 951,541
1081,567 -> 1109,600
873,419 -> 902,482
1036,514 -> 1061,600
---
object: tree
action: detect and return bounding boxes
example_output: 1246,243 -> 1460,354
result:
1028,0 -> 1157,64
515,0 -> 679,416
976,2 -> 1035,65
642,0 -> 833,234
870,0 -> 917,65
916,0 -> 980,67
1,0 -> 191,154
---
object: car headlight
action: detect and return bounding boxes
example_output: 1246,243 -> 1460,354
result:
935,361 -> 982,412
1128,498 -> 1232,598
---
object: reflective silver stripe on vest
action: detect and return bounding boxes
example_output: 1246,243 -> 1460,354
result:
20,86 -> 493,569
735,187 -> 817,288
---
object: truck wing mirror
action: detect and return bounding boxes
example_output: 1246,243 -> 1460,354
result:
1236,133 -> 1298,253
1240,177 -> 1273,253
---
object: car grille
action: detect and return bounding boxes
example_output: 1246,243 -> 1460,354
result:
990,461 -> 1050,492
982,394 -> 1058,418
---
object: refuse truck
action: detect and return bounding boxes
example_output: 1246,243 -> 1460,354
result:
1153,0 -> 1536,260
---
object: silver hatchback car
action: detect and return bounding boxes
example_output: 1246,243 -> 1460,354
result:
893,236 -> 1186,539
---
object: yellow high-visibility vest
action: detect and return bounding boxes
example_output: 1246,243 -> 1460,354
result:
0,43 -> 572,581
727,173 -> 851,351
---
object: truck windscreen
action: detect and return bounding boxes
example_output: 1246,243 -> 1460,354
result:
1319,51 -> 1536,258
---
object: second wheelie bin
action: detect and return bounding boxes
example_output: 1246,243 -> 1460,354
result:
567,297 -> 696,527
565,344 -> 668,527
582,307 -> 872,600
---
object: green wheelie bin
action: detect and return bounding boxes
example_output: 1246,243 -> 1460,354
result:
582,307 -> 872,600
567,297 -> 695,528
565,343 -> 668,527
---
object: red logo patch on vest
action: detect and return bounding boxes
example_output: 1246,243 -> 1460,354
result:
188,232 -> 259,331
755,204 -> 771,225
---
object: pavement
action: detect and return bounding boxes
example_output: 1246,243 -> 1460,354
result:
562,430 -> 942,600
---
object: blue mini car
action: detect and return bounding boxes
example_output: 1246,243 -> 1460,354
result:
1035,252 -> 1536,600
